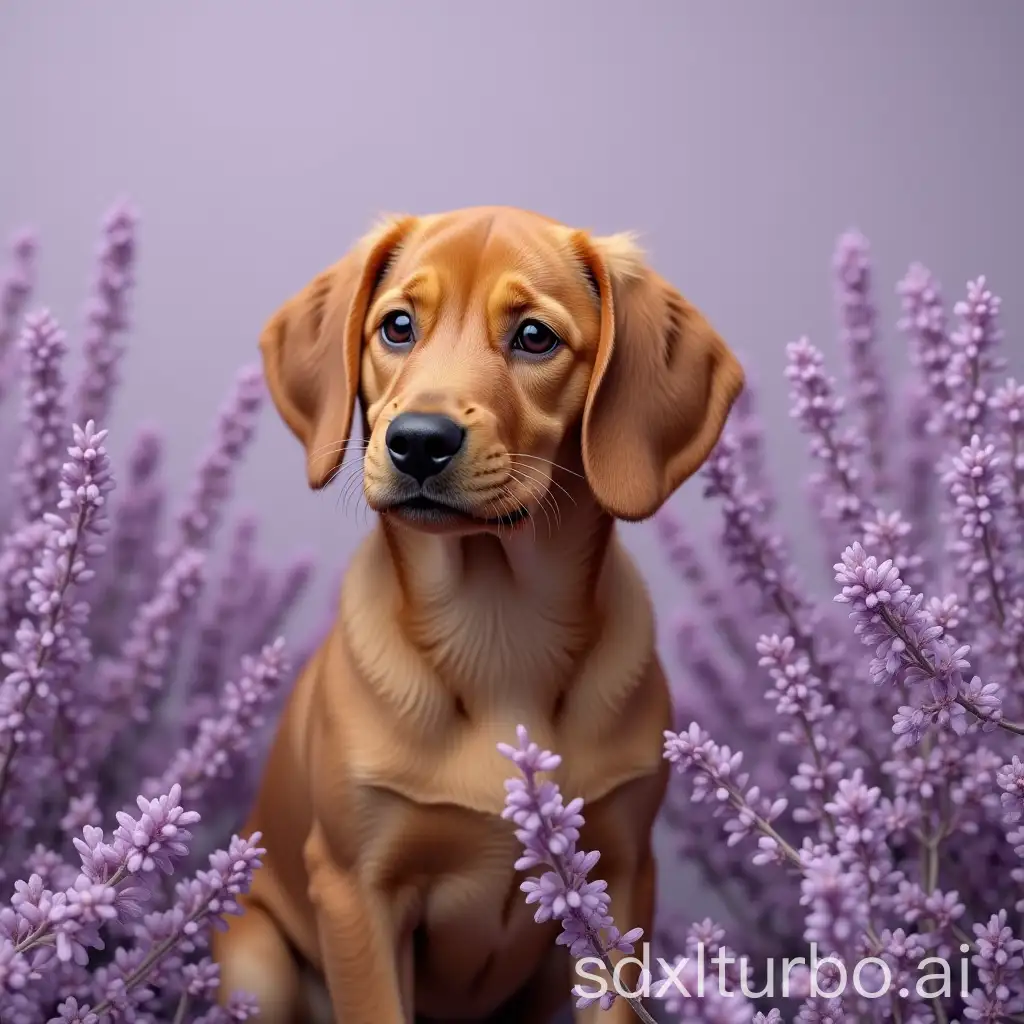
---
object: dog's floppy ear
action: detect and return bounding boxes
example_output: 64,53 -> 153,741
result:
572,230 -> 744,521
259,215 -> 416,488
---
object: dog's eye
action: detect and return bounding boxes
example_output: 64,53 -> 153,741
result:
511,320 -> 561,357
379,311 -> 414,347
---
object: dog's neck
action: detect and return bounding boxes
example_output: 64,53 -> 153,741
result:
375,460 -> 615,707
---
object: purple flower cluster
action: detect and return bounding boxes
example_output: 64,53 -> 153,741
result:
505,232 -> 1024,1020
499,726 -> 655,1021
0,207 -> 317,1020
71,201 -> 137,432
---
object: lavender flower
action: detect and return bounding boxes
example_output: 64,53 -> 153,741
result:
78,548 -> 206,803
71,202 -> 138,430
36,829 -> 264,1022
0,206 -> 309,1019
945,276 -> 1004,445
832,540 -> 1017,748
786,336 -> 871,536
798,847 -> 868,953
898,262 -> 951,432
757,633 -> 848,827
942,435 -> 1017,664
108,548 -> 205,727
189,516 -> 260,718
164,366 -> 265,564
1,785 -> 196,989
155,639 -> 288,807
964,911 -> 1024,1020
77,834 -> 265,1017
665,723 -> 795,867
499,725 -> 655,1021
834,229 -> 889,492
11,311 -> 70,525
0,422 -> 114,826
88,427 -> 166,654
653,953 -> 755,1022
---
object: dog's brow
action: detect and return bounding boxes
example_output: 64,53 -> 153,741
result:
487,274 -> 578,348
399,271 -> 437,309
368,270 -> 440,325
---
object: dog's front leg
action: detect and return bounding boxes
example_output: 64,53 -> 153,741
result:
572,854 -> 657,1024
305,823 -> 410,1023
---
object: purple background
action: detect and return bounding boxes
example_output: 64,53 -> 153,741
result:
2,1 -> 1022,927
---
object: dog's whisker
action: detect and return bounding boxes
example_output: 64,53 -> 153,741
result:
322,454 -> 365,492
342,476 -> 371,524
321,458 -> 355,492
470,474 -> 541,537
514,485 -> 545,543
507,466 -> 562,529
492,486 -> 529,541
520,479 -> 554,542
510,460 -> 576,512
504,453 -> 585,480
479,481 -> 521,539
334,478 -> 362,520
505,470 -> 555,539
309,447 -> 369,481
336,475 -> 363,518
331,459 -> 370,520
309,437 -> 372,462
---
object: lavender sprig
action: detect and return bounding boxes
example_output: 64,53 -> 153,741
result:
0,422 -> 114,821
498,726 -> 655,1021
664,724 -> 797,868
11,311 -> 70,526
164,366 -> 265,565
109,548 -> 205,728
942,435 -> 1015,653
786,336 -> 872,535
154,639 -> 288,807
944,277 -> 1004,446
188,516 -> 260,719
898,262 -> 952,433
58,834 -> 264,1022
71,202 -> 138,431
88,428 -> 166,654
1,785 -> 197,991
834,229 -> 890,493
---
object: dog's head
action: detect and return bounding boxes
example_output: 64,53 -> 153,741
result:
260,207 -> 743,533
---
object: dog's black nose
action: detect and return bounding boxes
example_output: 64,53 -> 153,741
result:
385,413 -> 466,484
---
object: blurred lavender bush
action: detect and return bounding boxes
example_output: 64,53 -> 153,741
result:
0,204 -> 316,1023
504,235 -> 1024,1021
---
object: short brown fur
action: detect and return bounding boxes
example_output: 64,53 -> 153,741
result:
212,206 -> 744,1022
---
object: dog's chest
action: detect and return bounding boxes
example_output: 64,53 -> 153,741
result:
361,787 -> 559,1016
415,863 -> 558,1017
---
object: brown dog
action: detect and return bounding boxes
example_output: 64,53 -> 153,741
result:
211,206 -> 743,1022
